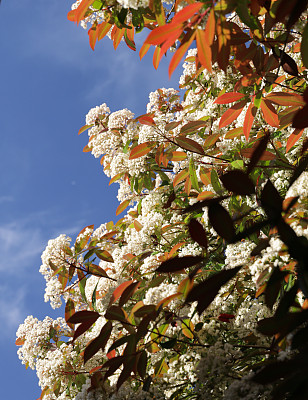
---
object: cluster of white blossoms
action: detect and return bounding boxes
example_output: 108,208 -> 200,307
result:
17,32 -> 308,399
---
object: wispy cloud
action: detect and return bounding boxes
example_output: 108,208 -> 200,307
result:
0,285 -> 27,339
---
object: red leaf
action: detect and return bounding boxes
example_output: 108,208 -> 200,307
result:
137,115 -> 156,126
188,219 -> 208,249
180,120 -> 208,134
204,7 -> 215,46
219,100 -> 247,128
119,281 -> 140,307
241,148 -> 276,161
84,321 -> 112,364
260,99 -> 279,127
292,105 -> 308,129
243,103 -> 257,140
112,27 -> 124,50
215,92 -> 245,104
186,266 -> 242,313
173,169 -> 189,187
175,136 -> 205,155
208,203 -> 235,242
220,170 -> 255,195
68,310 -> 100,324
73,319 -> 98,342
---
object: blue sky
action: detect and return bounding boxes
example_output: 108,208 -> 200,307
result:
0,1 -> 181,398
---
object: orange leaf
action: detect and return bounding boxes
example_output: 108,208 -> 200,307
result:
260,99 -> 279,127
169,30 -> 196,78
145,23 -> 183,45
139,42 -> 151,60
109,172 -> 124,185
215,92 -> 245,104
153,46 -> 162,69
15,337 -> 25,346
134,220 -> 143,231
173,169 -> 189,187
204,7 -> 215,46
265,92 -> 305,107
196,28 -> 212,72
97,21 -> 112,41
199,168 -> 211,185
219,99 -> 247,129
224,127 -> 243,139
170,151 -> 187,161
173,2 -> 204,24
109,281 -> 134,307
113,27 -> 124,50
160,28 -> 183,60
88,26 -> 97,51
67,9 -> 77,22
74,0 -> 94,25
286,128 -> 304,152
116,199 -> 130,216
169,242 -> 185,258
243,103 -> 257,140
197,190 -> 215,200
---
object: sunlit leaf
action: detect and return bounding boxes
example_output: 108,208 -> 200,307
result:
215,92 -> 245,104
260,99 -> 279,127
286,128 -> 304,152
175,137 -> 205,155
116,199 -> 130,216
129,141 -> 156,159
109,280 -> 134,306
243,102 -> 257,140
219,100 -> 247,128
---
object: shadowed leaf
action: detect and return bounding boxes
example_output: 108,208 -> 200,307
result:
156,255 -> 203,273
186,266 -> 242,313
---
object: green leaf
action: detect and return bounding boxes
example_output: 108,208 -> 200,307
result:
301,22 -> 308,68
189,158 -> 200,192
210,169 -> 223,195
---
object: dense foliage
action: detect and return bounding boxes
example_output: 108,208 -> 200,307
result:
17,1 -> 308,399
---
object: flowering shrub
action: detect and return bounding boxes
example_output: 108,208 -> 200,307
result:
17,1 -> 308,399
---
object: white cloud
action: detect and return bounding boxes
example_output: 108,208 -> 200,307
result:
0,285 -> 27,339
